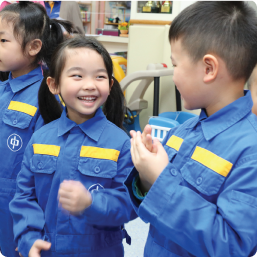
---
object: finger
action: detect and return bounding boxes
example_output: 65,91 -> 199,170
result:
130,138 -> 136,164
58,188 -> 73,199
59,181 -> 74,192
15,247 -> 18,251
34,240 -> 51,251
142,124 -> 152,143
19,253 -> 23,257
145,134 -> 153,152
130,130 -> 136,138
59,196 -> 72,206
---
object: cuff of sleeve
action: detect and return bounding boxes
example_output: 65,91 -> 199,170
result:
124,167 -> 142,214
138,163 -> 182,225
132,174 -> 148,200
19,231 -> 43,257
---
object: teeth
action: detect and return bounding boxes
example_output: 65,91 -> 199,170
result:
79,96 -> 96,101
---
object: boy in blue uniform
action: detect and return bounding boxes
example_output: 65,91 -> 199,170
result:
125,2 -> 257,257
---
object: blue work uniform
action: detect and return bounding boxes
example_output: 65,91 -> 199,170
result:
45,1 -> 61,19
125,90 -> 257,257
0,66 -> 44,257
9,107 -> 137,257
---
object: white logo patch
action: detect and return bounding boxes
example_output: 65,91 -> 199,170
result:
88,183 -> 104,193
7,134 -> 23,152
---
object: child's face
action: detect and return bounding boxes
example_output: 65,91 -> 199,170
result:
57,48 -> 112,124
0,18 -> 29,77
170,39 -> 211,111
250,72 -> 257,116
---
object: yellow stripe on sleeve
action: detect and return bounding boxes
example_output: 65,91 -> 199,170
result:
80,146 -> 120,162
191,146 -> 233,177
8,101 -> 37,117
166,135 -> 184,151
33,144 -> 60,157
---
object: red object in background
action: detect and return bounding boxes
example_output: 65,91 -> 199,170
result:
161,63 -> 168,68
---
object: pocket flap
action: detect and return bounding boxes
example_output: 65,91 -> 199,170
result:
78,158 -> 117,178
181,147 -> 232,196
30,154 -> 57,174
3,109 -> 33,129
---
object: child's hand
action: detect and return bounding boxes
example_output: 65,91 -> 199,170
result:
131,131 -> 169,192
58,180 -> 92,215
130,124 -> 154,152
28,240 -> 51,257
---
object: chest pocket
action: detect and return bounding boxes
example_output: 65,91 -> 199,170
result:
164,135 -> 183,162
181,146 -> 233,196
3,101 -> 37,129
30,144 -> 60,174
78,146 -> 119,178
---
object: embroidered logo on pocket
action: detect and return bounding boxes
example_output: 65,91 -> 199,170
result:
7,134 -> 23,152
88,183 -> 104,193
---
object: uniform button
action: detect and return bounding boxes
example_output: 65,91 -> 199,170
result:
170,169 -> 177,176
13,119 -> 17,125
196,177 -> 202,185
94,166 -> 100,173
38,162 -> 43,169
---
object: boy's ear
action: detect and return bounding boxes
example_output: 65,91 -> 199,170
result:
202,54 -> 218,83
46,77 -> 60,95
28,39 -> 42,57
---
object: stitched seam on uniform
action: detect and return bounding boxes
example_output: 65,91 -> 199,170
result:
166,135 -> 183,151
80,146 -> 120,162
33,144 -> 60,157
8,101 -> 37,116
191,146 -> 233,177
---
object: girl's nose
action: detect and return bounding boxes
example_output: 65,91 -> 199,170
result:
82,79 -> 96,90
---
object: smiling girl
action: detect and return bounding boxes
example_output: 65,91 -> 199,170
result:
9,36 -> 136,257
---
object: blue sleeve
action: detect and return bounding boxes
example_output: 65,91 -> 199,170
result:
137,156 -> 257,257
83,140 -> 138,225
9,139 -> 45,257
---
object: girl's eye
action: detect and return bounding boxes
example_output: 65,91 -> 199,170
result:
1,39 -> 7,43
97,75 -> 107,79
72,74 -> 82,78
172,64 -> 176,68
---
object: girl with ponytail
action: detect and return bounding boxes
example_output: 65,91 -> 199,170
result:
0,2 -> 75,257
10,36 -> 136,257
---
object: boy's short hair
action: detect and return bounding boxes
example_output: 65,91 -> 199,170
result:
169,2 -> 257,81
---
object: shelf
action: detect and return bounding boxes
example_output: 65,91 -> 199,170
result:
83,21 -> 91,25
105,22 -> 119,26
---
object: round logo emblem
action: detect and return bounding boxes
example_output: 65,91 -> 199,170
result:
88,183 -> 104,193
7,134 -> 23,152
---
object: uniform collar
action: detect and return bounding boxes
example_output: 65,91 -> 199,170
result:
185,90 -> 253,141
58,107 -> 108,142
8,66 -> 43,93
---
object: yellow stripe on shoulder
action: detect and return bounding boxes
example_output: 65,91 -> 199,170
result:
33,144 -> 60,157
191,146 -> 233,177
8,101 -> 37,116
80,146 -> 120,162
166,135 -> 183,151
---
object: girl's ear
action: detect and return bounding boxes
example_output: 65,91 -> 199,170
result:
110,78 -> 114,93
28,39 -> 42,57
46,77 -> 60,95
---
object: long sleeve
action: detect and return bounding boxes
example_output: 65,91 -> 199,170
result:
9,140 -> 45,257
83,140 -> 137,226
137,155 -> 257,257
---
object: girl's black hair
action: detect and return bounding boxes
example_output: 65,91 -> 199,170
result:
0,71 -> 10,81
39,36 -> 125,129
0,1 -> 78,68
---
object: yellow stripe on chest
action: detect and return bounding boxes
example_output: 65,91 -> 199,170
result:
33,144 -> 61,157
8,101 -> 37,116
166,135 -> 184,151
191,146 -> 233,177
80,146 -> 120,162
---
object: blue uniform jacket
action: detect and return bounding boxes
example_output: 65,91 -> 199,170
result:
0,66 -> 44,257
125,90 -> 257,257
10,107 -> 137,257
